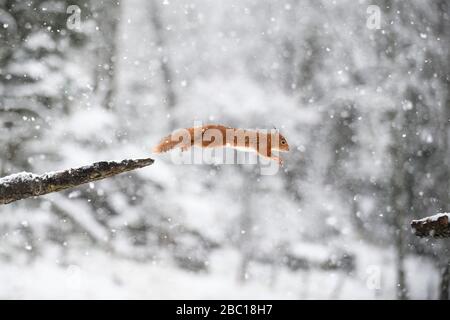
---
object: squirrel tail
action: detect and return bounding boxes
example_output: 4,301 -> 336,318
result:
152,134 -> 182,154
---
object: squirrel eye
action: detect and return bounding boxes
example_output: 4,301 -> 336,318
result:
281,140 -> 286,144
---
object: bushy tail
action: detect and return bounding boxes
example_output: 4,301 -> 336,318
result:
152,134 -> 182,154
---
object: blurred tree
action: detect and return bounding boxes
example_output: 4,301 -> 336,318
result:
0,0 -> 90,175
375,0 -> 449,299
148,0 -> 177,117
0,0 -> 92,260
91,0 -> 120,110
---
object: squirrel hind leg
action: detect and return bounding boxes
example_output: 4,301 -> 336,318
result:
263,155 -> 284,166
257,151 -> 284,167
272,156 -> 284,166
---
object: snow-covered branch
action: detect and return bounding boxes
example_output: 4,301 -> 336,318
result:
0,158 -> 154,205
411,213 -> 450,238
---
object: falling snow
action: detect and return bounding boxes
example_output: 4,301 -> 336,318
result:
0,0 -> 448,300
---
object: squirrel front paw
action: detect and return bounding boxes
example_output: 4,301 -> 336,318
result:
272,156 -> 284,167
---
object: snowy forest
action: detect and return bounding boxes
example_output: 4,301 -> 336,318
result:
0,0 -> 449,299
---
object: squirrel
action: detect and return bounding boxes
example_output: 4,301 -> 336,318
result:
152,124 -> 290,165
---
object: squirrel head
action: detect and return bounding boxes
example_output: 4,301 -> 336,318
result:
272,131 -> 290,152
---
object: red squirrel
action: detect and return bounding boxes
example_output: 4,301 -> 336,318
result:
153,124 -> 290,165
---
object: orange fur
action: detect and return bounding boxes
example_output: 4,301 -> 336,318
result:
153,124 -> 290,164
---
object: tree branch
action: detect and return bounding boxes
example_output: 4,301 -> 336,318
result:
0,158 -> 154,205
411,213 -> 450,238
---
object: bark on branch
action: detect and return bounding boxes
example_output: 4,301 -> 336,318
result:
411,213 -> 450,238
0,158 -> 154,205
